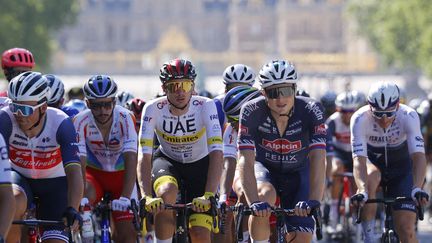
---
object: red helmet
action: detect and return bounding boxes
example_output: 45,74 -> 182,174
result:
127,98 -> 146,120
1,48 -> 35,69
159,58 -> 197,83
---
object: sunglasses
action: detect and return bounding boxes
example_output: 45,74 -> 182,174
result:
9,102 -> 44,117
227,115 -> 239,123
88,100 -> 114,110
264,86 -> 296,99
371,109 -> 397,119
340,109 -> 356,114
164,81 -> 194,93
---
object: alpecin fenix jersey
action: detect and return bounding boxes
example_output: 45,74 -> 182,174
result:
139,96 -> 223,163
238,96 -> 327,172
73,105 -> 137,171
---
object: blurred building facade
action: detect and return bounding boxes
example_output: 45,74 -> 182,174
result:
54,0 -> 376,75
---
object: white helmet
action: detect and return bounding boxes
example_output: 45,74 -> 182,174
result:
8,71 -> 49,104
258,60 -> 297,89
116,91 -> 134,108
44,74 -> 65,105
367,82 -> 400,110
335,91 -> 364,110
222,64 -> 256,86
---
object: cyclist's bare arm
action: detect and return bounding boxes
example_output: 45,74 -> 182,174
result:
309,149 -> 326,200
65,163 -> 84,209
121,151 -> 137,198
205,150 -> 223,193
325,154 -> 333,180
353,156 -> 368,194
0,185 -> 14,237
238,149 -> 259,204
411,152 -> 427,189
137,153 -> 153,196
219,156 -> 237,196
79,156 -> 87,188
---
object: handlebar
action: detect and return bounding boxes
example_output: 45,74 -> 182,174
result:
354,196 -> 424,224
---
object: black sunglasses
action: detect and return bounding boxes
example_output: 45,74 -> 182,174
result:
265,86 -> 296,99
89,100 -> 114,109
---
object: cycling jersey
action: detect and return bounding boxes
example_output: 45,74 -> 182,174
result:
223,124 -> 237,159
326,112 -> 351,154
351,104 -> 424,159
139,96 -> 223,163
238,96 -> 327,172
61,106 -> 79,118
0,107 -> 80,179
0,134 -> 11,184
213,94 -> 227,128
73,105 -> 137,171
0,96 -> 10,109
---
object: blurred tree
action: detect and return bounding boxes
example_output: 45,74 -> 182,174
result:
0,0 -> 79,71
348,0 -> 432,98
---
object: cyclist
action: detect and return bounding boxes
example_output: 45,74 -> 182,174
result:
67,87 -> 85,101
1,48 -> 35,109
0,71 -> 83,243
326,91 -> 364,233
116,91 -> 135,108
320,91 -> 337,120
64,99 -> 87,113
296,88 -> 310,98
0,134 -> 14,242
137,58 -> 223,243
44,74 -> 80,118
214,64 -> 256,127
238,60 -> 326,243
220,86 -> 261,242
350,82 -> 429,243
126,97 -> 146,131
73,75 -> 138,243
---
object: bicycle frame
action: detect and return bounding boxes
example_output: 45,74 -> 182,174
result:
13,219 -> 74,243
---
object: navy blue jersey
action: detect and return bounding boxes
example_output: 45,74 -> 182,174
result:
238,96 -> 326,172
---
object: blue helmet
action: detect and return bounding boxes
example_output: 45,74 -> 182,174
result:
83,75 -> 118,100
223,86 -> 261,120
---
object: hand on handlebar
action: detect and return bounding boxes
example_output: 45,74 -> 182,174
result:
192,192 -> 214,212
144,196 -> 164,214
412,187 -> 429,206
295,200 -> 320,217
250,201 -> 271,217
350,192 -> 368,208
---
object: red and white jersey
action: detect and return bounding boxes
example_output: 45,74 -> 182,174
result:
139,96 -> 223,163
326,112 -> 351,153
73,105 -> 137,172
0,97 -> 11,110
223,124 -> 238,159
0,107 -> 80,179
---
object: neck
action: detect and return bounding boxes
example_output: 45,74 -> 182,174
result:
169,103 -> 189,116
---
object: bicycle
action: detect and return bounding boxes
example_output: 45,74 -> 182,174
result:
12,219 -> 76,243
355,196 -> 424,243
331,172 -> 361,242
82,192 -> 142,243
227,203 -> 323,243
139,196 -> 219,243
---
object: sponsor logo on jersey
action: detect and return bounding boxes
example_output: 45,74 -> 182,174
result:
262,138 -> 302,154
314,124 -> 327,135
109,138 -> 120,146
306,102 -> 323,121
157,100 -> 168,109
157,128 -> 205,144
11,141 -> 28,147
415,136 -> 424,143
41,137 -> 51,143
143,116 -> 152,122
258,126 -> 271,133
163,118 -> 197,133
14,134 -> 27,140
10,146 -> 62,169
192,100 -> 204,106
286,127 -> 301,135
90,140 -> 104,147
209,114 -> 218,120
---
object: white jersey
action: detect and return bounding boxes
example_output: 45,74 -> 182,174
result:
0,134 -> 11,184
326,112 -> 351,152
139,96 -> 223,163
223,124 -> 238,159
350,104 -> 425,158
73,105 -> 138,172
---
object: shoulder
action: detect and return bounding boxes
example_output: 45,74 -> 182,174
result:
115,105 -> 134,118
351,105 -> 370,124
399,104 -> 418,118
147,96 -> 168,110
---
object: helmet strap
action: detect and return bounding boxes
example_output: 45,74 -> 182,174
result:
28,108 -> 45,131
